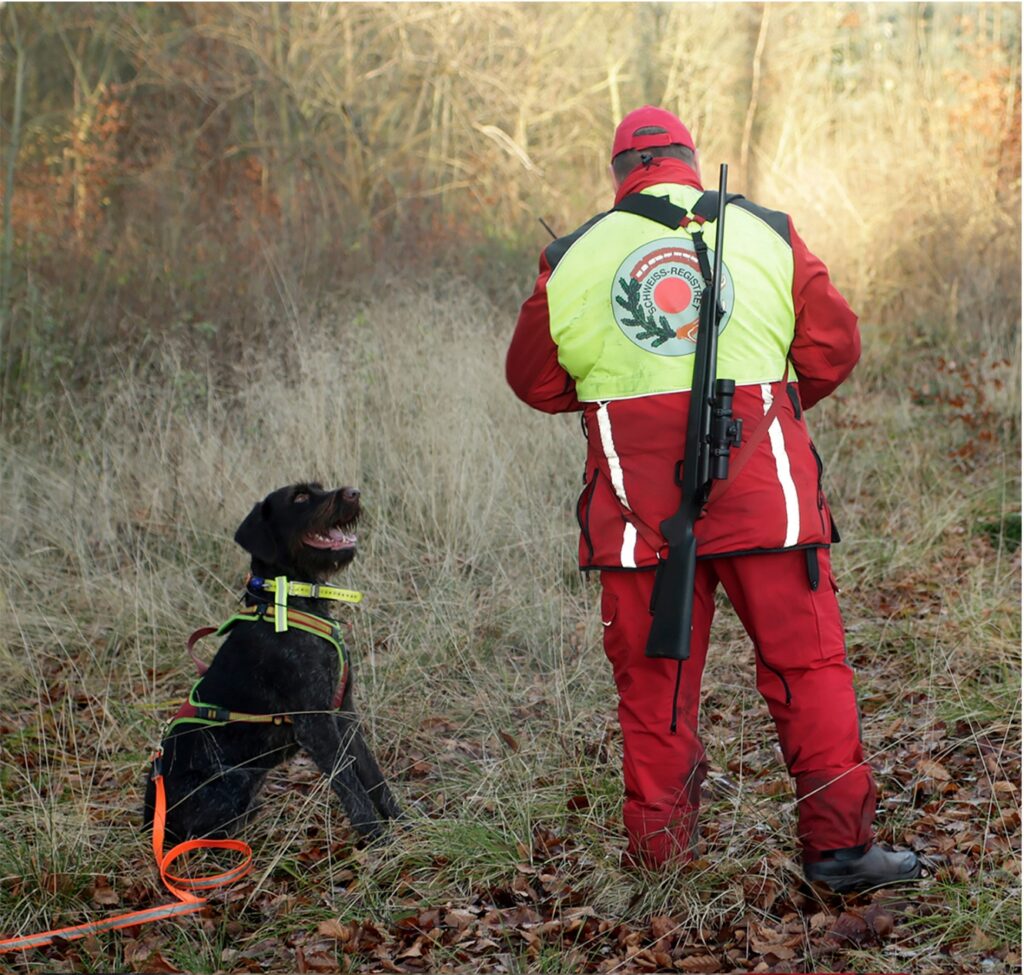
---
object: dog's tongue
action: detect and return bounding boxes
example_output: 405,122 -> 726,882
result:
304,527 -> 357,550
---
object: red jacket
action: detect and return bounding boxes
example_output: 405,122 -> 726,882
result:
506,160 -> 860,570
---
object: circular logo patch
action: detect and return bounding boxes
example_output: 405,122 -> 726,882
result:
611,237 -> 735,356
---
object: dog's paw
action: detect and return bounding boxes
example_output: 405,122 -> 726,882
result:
349,816 -> 389,843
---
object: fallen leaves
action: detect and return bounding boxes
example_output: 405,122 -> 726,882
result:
281,843 -> 916,975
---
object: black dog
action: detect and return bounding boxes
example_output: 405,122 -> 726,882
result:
143,483 -> 401,842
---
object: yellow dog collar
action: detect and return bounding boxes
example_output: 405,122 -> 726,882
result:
248,575 -> 363,605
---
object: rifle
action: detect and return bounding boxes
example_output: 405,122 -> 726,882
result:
644,163 -> 742,662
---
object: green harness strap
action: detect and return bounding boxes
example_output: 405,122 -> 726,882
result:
166,606 -> 349,734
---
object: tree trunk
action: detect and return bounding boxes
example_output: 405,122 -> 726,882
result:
2,7 -> 26,363
740,4 -> 770,198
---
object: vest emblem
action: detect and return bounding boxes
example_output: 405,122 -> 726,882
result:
611,237 -> 735,357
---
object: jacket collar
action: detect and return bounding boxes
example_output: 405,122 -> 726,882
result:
613,158 -> 703,205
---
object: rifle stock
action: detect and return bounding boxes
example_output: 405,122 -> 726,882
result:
645,164 -> 738,660
645,515 -> 697,659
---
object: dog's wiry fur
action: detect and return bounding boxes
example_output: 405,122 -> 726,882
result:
142,483 -> 401,842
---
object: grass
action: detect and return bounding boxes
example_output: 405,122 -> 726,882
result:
0,278 -> 1019,973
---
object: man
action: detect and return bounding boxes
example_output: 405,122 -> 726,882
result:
506,106 -> 921,892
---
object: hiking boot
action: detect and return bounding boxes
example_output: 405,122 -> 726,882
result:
804,844 -> 923,893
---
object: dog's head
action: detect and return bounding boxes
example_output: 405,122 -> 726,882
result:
234,482 -> 362,580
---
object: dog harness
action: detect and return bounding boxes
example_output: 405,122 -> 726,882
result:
167,576 -> 361,733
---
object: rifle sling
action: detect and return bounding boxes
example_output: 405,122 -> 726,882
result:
704,365 -> 791,509
613,190 -> 746,228
612,193 -> 688,227
691,189 -> 746,220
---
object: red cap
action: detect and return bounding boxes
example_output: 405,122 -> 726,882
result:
611,106 -> 695,161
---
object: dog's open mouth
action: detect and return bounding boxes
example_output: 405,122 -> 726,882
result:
304,524 -> 357,551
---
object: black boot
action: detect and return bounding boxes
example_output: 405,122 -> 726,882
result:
804,844 -> 922,893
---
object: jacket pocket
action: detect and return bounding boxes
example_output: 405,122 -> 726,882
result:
808,441 -> 828,535
576,468 -> 599,564
808,441 -> 842,542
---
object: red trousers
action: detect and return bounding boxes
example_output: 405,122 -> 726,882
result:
599,548 -> 875,866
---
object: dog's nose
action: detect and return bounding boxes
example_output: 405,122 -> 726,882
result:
342,487 -> 360,503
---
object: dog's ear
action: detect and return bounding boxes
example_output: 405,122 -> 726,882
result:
234,498 -> 279,563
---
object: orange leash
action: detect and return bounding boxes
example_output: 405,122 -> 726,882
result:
0,759 -> 252,954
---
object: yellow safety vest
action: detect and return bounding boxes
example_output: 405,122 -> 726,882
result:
546,183 -> 795,402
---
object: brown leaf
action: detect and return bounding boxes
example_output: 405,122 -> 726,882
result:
996,808 -> 1021,832
676,955 -> 722,973
937,863 -> 971,883
535,919 -> 565,936
884,716 -> 905,737
532,828 -> 566,852
369,959 -> 405,974
396,910 -> 441,934
750,936 -> 785,954
419,715 -> 458,732
505,905 -> 542,926
563,906 -> 597,929
398,938 -> 425,959
444,908 -> 478,929
864,905 -> 895,939
742,874 -> 782,911
916,758 -> 951,781
808,911 -> 834,931
633,949 -> 663,970
566,794 -> 590,811
419,909 -> 440,929
511,873 -> 536,901
649,914 -> 676,939
90,883 -> 120,907
971,926 -> 996,950
138,952 -> 182,974
499,731 -> 520,752
826,911 -> 873,947
318,919 -> 354,942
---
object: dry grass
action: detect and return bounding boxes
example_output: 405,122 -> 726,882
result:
0,277 -> 1019,973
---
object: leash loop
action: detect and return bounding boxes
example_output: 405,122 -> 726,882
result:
0,756 -> 252,954
150,754 -> 253,903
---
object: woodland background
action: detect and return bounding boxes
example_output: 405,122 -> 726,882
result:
0,3 -> 1020,974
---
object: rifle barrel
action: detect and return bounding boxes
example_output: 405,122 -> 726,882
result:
645,164 -> 729,661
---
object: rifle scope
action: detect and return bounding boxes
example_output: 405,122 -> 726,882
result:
710,379 -> 742,482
